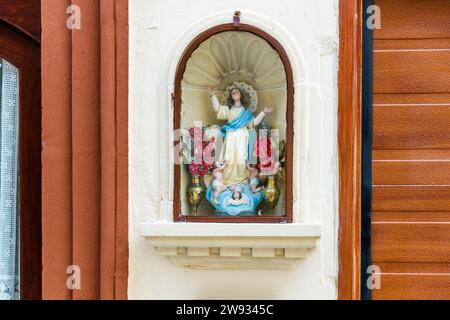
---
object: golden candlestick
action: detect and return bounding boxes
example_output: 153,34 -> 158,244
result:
187,175 -> 204,216
263,174 -> 280,214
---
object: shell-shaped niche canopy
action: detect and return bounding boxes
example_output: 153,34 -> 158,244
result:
182,31 -> 287,91
180,31 -> 288,130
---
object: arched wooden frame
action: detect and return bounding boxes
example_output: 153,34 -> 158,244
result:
173,24 -> 294,223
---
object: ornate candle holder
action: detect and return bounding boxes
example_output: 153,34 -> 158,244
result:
187,175 -> 204,216
263,174 -> 280,214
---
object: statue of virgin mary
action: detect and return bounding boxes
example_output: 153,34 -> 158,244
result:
205,83 -> 274,216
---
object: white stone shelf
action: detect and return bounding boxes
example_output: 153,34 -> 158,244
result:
140,222 -> 321,269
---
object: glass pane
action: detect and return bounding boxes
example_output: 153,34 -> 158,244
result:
0,58 -> 20,300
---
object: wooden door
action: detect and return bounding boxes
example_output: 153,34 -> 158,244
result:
0,0 -> 41,299
370,0 -> 450,300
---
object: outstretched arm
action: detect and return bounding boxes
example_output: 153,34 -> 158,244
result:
253,111 -> 266,127
253,106 -> 274,126
208,87 -> 220,112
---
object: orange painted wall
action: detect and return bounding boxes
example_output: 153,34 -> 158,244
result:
41,0 -> 128,300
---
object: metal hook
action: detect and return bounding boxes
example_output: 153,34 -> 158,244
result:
233,11 -> 241,29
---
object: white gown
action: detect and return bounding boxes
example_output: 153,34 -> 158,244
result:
216,104 -> 253,186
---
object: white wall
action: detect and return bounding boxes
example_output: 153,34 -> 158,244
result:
129,0 -> 339,300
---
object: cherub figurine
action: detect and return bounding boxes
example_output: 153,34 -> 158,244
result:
212,161 -> 228,204
228,191 -> 248,206
246,164 -> 265,194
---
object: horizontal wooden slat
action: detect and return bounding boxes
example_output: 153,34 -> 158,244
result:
372,274 -> 450,300
372,263 -> 450,300
375,39 -> 450,51
373,149 -> 450,161
377,262 -> 450,273
373,212 -> 450,223
372,222 -> 450,263
374,0 -> 450,40
372,186 -> 450,212
373,105 -> 450,149
374,50 -> 450,94
373,161 -> 450,185
374,93 -> 450,105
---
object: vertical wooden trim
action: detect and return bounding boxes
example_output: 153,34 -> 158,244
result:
17,30 -> 42,301
113,0 -> 129,300
70,0 -> 101,300
41,0 -> 73,300
338,0 -> 362,300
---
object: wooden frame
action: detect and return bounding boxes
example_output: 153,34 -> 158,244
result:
173,23 -> 294,223
338,0 -> 363,300
0,0 -> 40,45
0,6 -> 41,300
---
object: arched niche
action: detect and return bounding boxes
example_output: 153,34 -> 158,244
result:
174,24 -> 294,223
